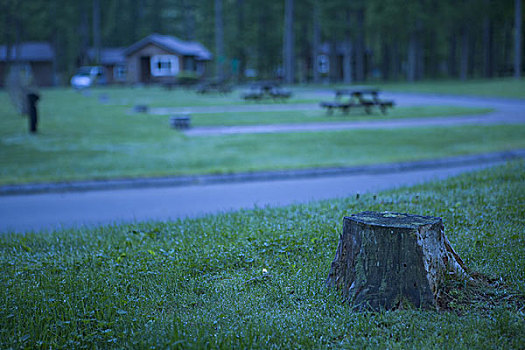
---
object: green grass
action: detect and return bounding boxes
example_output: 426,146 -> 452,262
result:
90,85 -> 318,107
1,162 -> 523,349
375,78 -> 525,99
0,89 -> 520,185
2,119 -> 523,185
190,105 -> 492,126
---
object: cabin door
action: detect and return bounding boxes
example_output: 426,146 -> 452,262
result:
140,56 -> 151,83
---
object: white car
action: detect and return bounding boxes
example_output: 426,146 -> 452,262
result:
70,66 -> 106,89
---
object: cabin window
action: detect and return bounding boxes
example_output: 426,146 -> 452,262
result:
114,64 -> 127,81
150,55 -> 179,76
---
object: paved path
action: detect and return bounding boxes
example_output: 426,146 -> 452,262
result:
149,92 -> 525,136
1,154 -> 522,234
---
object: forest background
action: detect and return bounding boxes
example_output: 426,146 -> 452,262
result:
0,0 -> 523,84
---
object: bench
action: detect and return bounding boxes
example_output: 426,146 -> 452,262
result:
170,114 -> 191,130
133,104 -> 149,113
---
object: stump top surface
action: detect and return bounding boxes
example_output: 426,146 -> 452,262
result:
347,211 -> 441,229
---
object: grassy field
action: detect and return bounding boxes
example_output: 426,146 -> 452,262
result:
1,88 -> 521,185
85,85 -> 319,107
375,78 -> 525,99
190,105 -> 492,126
1,161 -> 523,348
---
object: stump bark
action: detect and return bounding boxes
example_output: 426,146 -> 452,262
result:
326,211 -> 469,310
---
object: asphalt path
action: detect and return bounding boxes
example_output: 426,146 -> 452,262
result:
150,92 -> 525,136
1,92 -> 524,234
0,156 -> 520,234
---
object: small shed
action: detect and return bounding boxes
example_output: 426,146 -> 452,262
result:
0,42 -> 55,87
124,33 -> 212,84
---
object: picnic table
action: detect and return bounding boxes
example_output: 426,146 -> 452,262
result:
241,82 -> 292,101
170,113 -> 191,130
320,88 -> 394,115
195,80 -> 233,94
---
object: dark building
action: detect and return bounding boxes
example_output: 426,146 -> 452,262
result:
87,47 -> 127,84
0,42 -> 55,87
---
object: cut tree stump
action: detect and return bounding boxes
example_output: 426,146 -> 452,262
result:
326,211 -> 470,311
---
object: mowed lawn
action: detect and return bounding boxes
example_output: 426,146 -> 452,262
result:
0,162 -> 523,348
376,78 -> 525,99
0,84 -> 523,185
189,105 -> 492,126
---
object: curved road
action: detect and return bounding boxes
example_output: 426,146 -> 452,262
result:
151,92 -> 525,136
1,93 -> 524,234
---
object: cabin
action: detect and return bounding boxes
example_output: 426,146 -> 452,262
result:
0,42 -> 55,87
123,33 -> 212,84
87,47 -> 127,84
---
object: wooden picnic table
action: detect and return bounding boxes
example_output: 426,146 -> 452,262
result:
320,88 -> 394,115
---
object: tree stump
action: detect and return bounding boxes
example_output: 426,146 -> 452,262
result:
326,211 -> 470,311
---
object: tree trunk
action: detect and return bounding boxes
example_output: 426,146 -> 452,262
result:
312,0 -> 320,84
236,0 -> 246,82
448,32 -> 457,78
92,0 -> 101,65
326,212 -> 470,311
79,2 -> 89,66
483,2 -> 494,78
215,0 -> 225,80
382,43 -> 390,81
283,0 -> 294,84
391,41 -> 400,80
416,33 -> 424,80
407,31 -> 417,82
460,26 -> 469,81
355,8 -> 365,82
514,0 -> 522,79
182,0 -> 196,41
256,8 -> 267,79
342,10 -> 353,84
51,0 -> 59,86
329,40 -> 338,83
427,31 -> 438,79
503,21 -> 512,77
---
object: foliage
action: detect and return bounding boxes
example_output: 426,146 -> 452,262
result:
0,162 -> 523,348
0,0 -> 520,82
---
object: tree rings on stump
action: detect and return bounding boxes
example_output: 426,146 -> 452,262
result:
326,211 -> 469,311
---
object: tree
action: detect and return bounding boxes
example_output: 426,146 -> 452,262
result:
283,0 -> 295,83
354,6 -> 366,82
312,0 -> 321,83
515,0 -> 522,79
0,0 -> 520,84
215,0 -> 224,80
342,9 -> 353,84
92,0 -> 101,65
